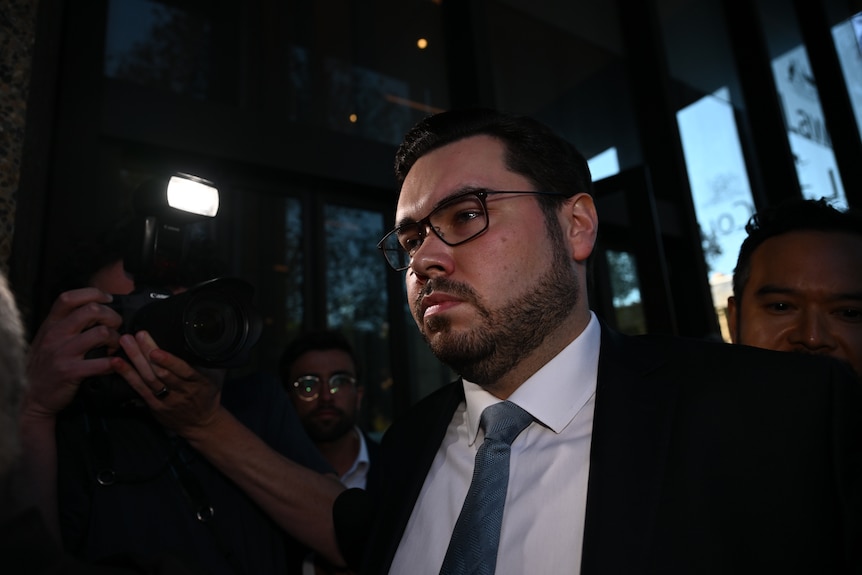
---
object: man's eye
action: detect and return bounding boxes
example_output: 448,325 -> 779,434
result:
837,308 -> 862,321
400,237 -> 420,252
452,208 -> 483,224
766,302 -> 791,312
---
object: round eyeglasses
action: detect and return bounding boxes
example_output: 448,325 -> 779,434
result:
377,189 -> 568,271
291,373 -> 357,401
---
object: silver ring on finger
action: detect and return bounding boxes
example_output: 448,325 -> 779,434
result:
154,385 -> 170,399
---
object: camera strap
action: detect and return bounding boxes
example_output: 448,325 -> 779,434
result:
85,411 -> 176,486
167,441 -> 215,523
83,411 -> 244,574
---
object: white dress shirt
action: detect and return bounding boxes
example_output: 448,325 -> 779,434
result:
341,426 -> 372,490
389,312 -> 600,575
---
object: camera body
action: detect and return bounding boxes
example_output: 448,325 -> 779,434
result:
80,278 -> 262,409
78,174 -> 261,409
110,277 -> 262,369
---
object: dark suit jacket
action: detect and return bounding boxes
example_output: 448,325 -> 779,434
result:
357,326 -> 862,574
361,429 -> 382,502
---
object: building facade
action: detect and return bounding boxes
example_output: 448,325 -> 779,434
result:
7,0 -> 862,432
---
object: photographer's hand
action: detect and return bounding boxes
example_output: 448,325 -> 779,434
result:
112,330 -> 225,433
113,331 -> 347,568
23,287 -> 123,417
18,287 -> 123,541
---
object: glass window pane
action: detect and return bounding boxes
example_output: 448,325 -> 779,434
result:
220,190 -> 304,375
606,250 -> 646,335
771,45 -> 848,206
285,1 -> 449,146
759,0 -> 849,208
660,0 -> 757,341
677,89 -> 755,342
104,0 -> 236,103
588,148 -> 621,181
486,1 -> 642,172
281,201 -> 304,330
323,204 -> 393,434
831,11 -> 862,184
323,205 -> 386,329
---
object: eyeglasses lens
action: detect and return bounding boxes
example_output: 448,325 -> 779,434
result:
381,193 -> 488,270
293,374 -> 355,400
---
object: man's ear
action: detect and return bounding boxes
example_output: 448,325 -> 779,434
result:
727,296 -> 739,343
563,193 -> 598,263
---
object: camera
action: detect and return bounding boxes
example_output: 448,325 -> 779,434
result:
79,277 -> 263,410
77,173 -> 263,409
109,277 -> 262,369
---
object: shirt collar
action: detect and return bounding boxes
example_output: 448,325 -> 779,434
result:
341,426 -> 371,481
462,311 -> 601,445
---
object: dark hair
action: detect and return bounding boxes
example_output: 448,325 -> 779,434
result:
394,108 -> 593,217
732,197 -> 862,301
278,330 -> 361,391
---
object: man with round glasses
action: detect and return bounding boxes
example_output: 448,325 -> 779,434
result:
279,330 -> 379,493
280,330 -> 380,575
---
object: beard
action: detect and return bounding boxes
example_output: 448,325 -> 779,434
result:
301,408 -> 356,443
413,229 -> 580,386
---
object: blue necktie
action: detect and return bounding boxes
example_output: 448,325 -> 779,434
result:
439,401 -> 534,575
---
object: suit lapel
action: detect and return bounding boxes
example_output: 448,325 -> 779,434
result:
581,326 -> 680,574
365,381 -> 464,574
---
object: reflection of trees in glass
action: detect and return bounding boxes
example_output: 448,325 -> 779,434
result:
607,250 -> 646,335
282,202 -> 304,331
324,205 -> 388,331
326,59 -> 417,146
323,205 -> 392,435
700,225 -> 723,273
286,45 -> 311,122
105,0 -> 212,99
607,250 -> 642,307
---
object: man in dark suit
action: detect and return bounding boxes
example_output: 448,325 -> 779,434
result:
356,108 -> 862,574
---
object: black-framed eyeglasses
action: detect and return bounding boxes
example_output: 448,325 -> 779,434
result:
291,373 -> 357,401
377,189 -> 568,271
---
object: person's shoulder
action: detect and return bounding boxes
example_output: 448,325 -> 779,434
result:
380,380 -> 462,447
617,328 -> 857,389
400,379 -> 463,422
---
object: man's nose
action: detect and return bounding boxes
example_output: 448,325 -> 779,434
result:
318,384 -> 336,402
409,231 -> 455,280
789,309 -> 837,351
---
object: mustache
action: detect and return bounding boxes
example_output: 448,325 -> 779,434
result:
309,406 -> 346,417
415,277 -> 479,309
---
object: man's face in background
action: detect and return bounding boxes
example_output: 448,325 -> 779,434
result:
729,230 -> 862,379
287,348 -> 362,443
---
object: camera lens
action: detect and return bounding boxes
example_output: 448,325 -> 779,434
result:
183,294 -> 244,359
128,277 -> 261,368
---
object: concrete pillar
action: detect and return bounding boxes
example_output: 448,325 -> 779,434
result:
0,0 -> 39,273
